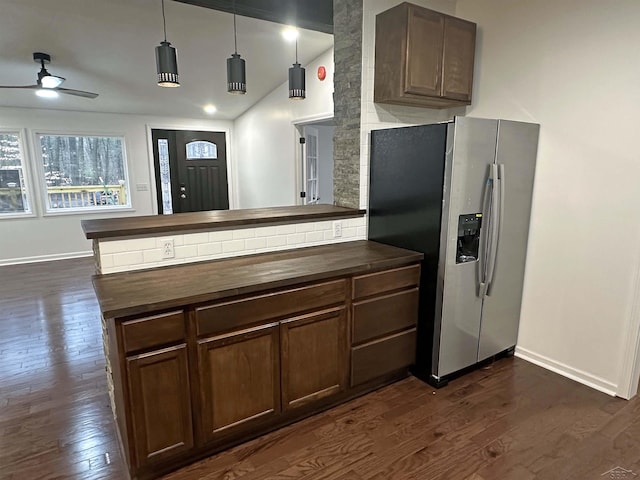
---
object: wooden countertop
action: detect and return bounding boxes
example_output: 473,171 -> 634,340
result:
93,240 -> 423,318
82,205 -> 366,240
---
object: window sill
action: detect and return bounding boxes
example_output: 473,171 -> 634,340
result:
0,211 -> 37,220
43,206 -> 135,217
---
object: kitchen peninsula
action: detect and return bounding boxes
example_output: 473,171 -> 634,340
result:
83,206 -> 423,480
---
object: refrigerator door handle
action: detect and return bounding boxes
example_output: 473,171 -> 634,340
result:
485,164 -> 502,296
477,168 -> 493,297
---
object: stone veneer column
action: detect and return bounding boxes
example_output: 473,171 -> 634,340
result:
333,0 -> 363,209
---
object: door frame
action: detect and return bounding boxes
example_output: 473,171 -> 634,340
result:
145,124 -> 236,215
292,113 -> 333,206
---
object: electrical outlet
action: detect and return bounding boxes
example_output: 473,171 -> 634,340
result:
333,221 -> 343,238
162,239 -> 174,259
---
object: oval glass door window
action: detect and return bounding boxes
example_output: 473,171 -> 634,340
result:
186,141 -> 217,160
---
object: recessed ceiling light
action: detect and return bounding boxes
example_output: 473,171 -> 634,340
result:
35,89 -> 59,98
203,104 -> 217,114
282,27 -> 299,42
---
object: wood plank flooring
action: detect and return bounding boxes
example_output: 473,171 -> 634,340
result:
1,257 -> 639,480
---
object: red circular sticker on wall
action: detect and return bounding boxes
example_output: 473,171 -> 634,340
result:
317,66 -> 327,81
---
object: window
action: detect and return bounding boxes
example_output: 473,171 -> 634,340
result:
186,140 -> 217,160
157,138 -> 173,214
37,134 -> 130,212
0,131 -> 32,216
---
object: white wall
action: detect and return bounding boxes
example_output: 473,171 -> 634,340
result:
0,107 -> 232,264
234,48 -> 335,208
455,0 -> 640,394
316,125 -> 334,205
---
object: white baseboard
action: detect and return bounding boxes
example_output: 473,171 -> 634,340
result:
515,346 -> 618,397
0,251 -> 93,266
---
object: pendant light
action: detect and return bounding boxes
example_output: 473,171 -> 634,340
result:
155,0 -> 179,87
289,36 -> 305,100
227,3 -> 246,94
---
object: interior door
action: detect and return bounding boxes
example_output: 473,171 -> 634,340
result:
152,129 -> 229,214
303,126 -> 320,204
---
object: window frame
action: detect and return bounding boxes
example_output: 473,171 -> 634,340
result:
34,131 -> 133,216
0,128 -> 37,219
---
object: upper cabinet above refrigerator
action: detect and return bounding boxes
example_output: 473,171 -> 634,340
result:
374,2 -> 477,109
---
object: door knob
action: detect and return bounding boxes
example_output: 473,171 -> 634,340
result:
180,194 -> 186,199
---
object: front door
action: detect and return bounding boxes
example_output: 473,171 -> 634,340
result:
152,129 -> 229,214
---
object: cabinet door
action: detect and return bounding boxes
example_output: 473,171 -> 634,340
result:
442,16 -> 476,101
126,344 -> 193,468
281,307 -> 348,410
404,5 -> 444,97
198,323 -> 280,442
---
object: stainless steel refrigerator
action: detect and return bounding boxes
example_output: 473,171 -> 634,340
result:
368,117 -> 539,387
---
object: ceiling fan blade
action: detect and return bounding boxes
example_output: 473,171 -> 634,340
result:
0,85 -> 38,89
57,88 -> 99,99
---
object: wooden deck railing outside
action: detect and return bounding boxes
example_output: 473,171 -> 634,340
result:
0,185 -> 127,211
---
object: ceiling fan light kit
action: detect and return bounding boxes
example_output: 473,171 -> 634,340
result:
0,51 -> 99,99
156,0 -> 180,87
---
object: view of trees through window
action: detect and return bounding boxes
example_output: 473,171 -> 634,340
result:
38,134 -> 129,210
0,132 -> 30,214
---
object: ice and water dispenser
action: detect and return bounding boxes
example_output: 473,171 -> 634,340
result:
456,214 -> 482,263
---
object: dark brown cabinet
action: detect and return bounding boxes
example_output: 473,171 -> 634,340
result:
374,2 -> 476,109
126,344 -> 194,468
102,252 -> 422,480
280,307 -> 348,410
198,323 -> 281,441
350,265 -> 420,387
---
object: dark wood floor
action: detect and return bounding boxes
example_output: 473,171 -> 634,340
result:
1,257 -> 640,480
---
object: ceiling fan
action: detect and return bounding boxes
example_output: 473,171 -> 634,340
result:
0,52 -> 99,99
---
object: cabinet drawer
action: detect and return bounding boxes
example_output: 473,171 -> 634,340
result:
351,328 -> 417,386
352,264 -> 420,299
352,288 -> 418,345
196,279 -> 347,337
121,311 -> 185,354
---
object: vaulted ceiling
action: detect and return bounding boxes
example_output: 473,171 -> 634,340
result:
0,0 -> 333,120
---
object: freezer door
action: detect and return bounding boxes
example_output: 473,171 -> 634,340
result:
368,123 -> 448,377
434,117 -> 498,378
477,120 -> 539,361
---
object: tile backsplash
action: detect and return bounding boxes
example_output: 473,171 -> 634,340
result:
97,216 -> 367,274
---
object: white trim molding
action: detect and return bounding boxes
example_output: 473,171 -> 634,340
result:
515,346 -> 618,397
0,250 -> 92,267
616,258 -> 640,399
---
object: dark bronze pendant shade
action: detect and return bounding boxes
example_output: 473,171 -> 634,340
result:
227,8 -> 246,94
289,38 -> 305,100
289,62 -> 305,99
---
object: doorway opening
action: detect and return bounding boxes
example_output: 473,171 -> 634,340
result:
295,118 -> 334,206
151,129 -> 230,214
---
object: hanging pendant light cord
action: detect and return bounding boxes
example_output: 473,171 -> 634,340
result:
295,37 -> 298,63
161,0 -> 168,42
233,13 -> 238,54
233,0 -> 238,54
